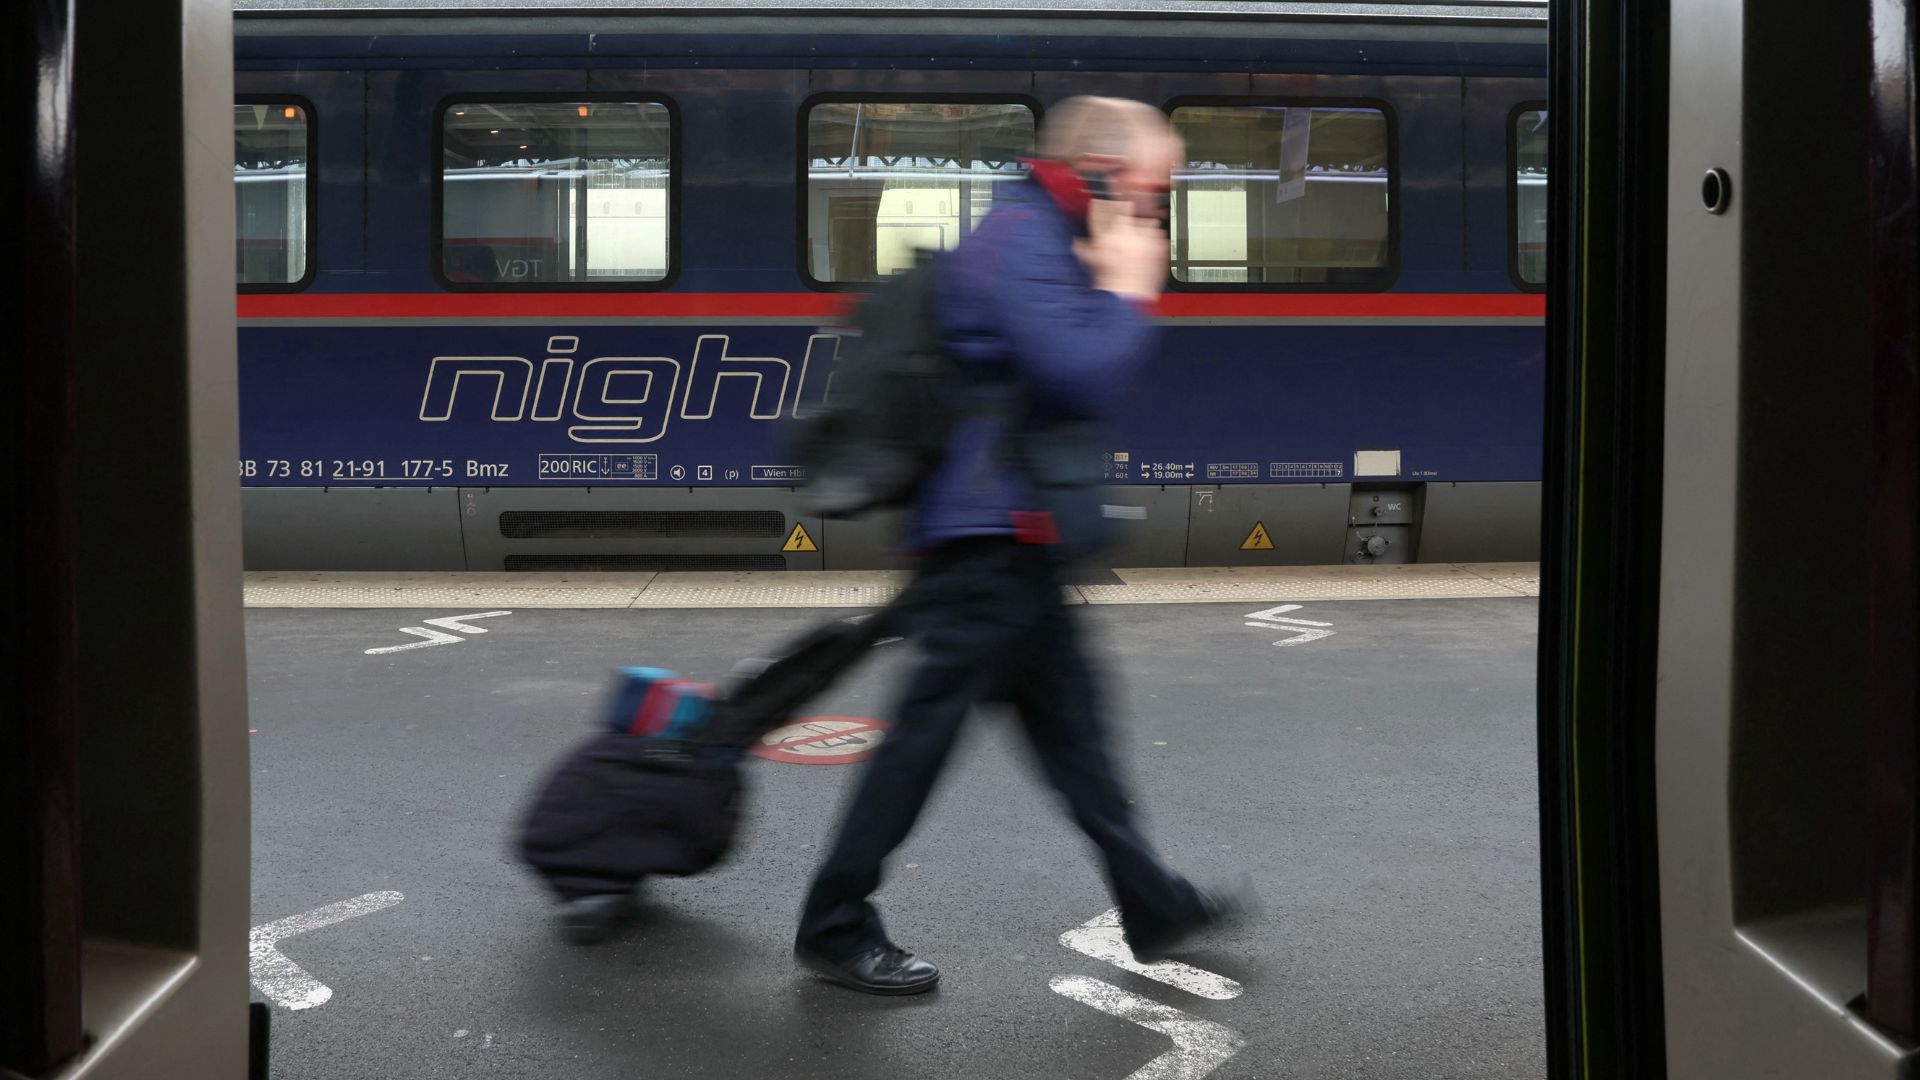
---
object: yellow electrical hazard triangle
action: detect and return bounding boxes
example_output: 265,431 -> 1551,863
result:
1240,521 -> 1275,550
783,522 -> 818,552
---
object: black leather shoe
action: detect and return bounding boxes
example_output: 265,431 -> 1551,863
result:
557,892 -> 638,946
795,943 -> 941,995
1128,880 -> 1258,963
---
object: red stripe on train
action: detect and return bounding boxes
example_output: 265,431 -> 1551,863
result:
1156,293 -> 1546,318
237,292 -> 853,319
235,292 -> 1546,320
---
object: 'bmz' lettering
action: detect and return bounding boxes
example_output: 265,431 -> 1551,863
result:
419,334 -> 841,445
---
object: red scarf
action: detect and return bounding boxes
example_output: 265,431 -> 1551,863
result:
1022,158 -> 1092,222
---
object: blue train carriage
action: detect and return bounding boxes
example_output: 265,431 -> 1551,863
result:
232,0 -> 1548,572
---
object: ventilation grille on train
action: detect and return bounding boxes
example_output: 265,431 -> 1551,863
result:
504,554 -> 789,572
498,510 -> 787,540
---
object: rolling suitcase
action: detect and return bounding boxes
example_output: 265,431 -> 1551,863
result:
514,607 -> 899,939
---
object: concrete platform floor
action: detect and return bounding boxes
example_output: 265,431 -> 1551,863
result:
245,585 -> 1542,1080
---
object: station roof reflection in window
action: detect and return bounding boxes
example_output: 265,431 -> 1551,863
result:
234,101 -> 312,289
1512,106 -> 1547,289
1169,102 -> 1394,289
439,100 -> 674,288
804,100 -> 1035,285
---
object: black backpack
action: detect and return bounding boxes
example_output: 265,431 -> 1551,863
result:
791,258 -> 981,518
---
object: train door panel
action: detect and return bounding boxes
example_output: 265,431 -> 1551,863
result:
594,67 -> 804,293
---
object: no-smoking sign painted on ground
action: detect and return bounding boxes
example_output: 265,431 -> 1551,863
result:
749,716 -> 890,765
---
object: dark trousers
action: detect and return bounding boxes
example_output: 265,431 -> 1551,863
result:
796,537 -> 1202,959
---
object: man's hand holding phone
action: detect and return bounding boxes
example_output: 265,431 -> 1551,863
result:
1075,197 -> 1168,305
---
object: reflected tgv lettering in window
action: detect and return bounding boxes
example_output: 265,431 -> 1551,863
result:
440,101 -> 672,286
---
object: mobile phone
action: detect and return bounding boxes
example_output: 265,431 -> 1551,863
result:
1077,168 -> 1116,202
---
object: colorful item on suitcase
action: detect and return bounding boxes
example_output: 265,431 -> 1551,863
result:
603,666 -> 717,741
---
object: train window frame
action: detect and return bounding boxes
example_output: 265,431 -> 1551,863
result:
234,95 -> 318,294
795,92 -> 1045,292
1507,100 -> 1549,294
430,93 -> 682,293
1161,95 -> 1402,294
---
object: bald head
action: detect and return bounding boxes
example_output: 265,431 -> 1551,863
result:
1038,96 -> 1173,162
1037,96 -> 1180,224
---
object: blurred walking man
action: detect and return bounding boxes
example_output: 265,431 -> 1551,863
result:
794,97 -> 1244,995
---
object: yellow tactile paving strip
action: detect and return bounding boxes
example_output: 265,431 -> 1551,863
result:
244,563 -> 1539,609
242,571 -> 657,609
1077,562 -> 1540,604
628,571 -> 909,609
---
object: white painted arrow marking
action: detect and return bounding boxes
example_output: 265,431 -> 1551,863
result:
1051,975 -> 1247,1080
1243,604 -> 1336,647
250,891 -> 403,1010
1244,604 -> 1333,627
1266,626 -> 1335,647
423,610 -> 513,634
1060,909 -> 1243,1000
366,611 -> 514,654
365,626 -> 464,654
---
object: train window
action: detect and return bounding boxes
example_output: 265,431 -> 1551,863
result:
439,101 -> 672,287
1512,107 -> 1548,288
234,102 -> 312,288
804,100 -> 1036,284
1168,103 -> 1393,287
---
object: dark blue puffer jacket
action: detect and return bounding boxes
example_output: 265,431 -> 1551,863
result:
910,175 -> 1161,555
